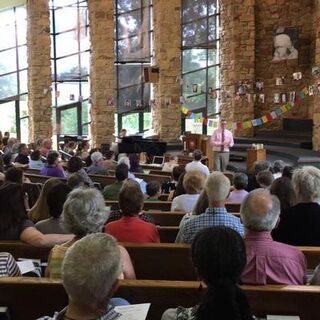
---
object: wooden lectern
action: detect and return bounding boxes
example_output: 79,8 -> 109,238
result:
185,134 -> 214,170
247,148 -> 266,173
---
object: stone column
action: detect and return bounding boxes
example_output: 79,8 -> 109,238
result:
152,0 -> 181,142
313,0 -> 320,150
27,0 -> 52,142
219,0 -> 255,137
88,0 -> 114,147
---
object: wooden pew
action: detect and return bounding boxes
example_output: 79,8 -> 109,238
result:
149,170 -> 172,176
88,174 -> 117,188
0,277 -> 319,320
123,243 -> 195,280
24,173 -> 66,184
106,200 -> 241,213
147,212 -> 186,226
23,168 -> 41,175
89,173 -> 171,188
106,200 -> 173,211
0,241 -> 319,280
158,226 -> 179,243
147,211 -> 240,226
134,172 -> 171,184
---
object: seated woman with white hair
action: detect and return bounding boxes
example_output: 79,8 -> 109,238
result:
272,166 -> 320,246
39,233 -> 126,319
46,187 -> 135,279
118,155 -> 147,193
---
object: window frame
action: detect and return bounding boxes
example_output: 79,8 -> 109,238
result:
0,5 -> 28,141
114,0 -> 153,135
181,0 -> 220,135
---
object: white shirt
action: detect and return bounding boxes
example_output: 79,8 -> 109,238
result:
171,194 -> 200,213
185,160 -> 210,177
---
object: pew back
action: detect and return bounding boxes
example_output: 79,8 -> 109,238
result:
0,241 -> 319,281
0,278 -> 318,320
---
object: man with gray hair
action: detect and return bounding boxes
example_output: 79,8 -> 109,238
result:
39,233 -> 123,319
241,189 -> 305,285
272,166 -> 320,246
176,172 -> 244,243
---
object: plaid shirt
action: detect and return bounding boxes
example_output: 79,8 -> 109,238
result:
177,207 -> 244,244
37,305 -> 120,320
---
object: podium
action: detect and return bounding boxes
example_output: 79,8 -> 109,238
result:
185,134 -> 214,170
247,148 -> 266,173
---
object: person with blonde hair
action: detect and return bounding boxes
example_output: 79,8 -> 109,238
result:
272,166 -> 320,245
171,171 -> 205,212
28,178 -> 62,223
176,172 -> 244,243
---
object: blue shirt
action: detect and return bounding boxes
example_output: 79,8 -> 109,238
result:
176,207 -> 244,244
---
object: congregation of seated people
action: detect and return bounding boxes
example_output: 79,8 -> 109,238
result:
1,132 -> 320,319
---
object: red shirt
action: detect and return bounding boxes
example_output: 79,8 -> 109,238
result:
105,216 -> 160,243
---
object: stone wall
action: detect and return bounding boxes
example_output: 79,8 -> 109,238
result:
220,0 -> 255,137
152,0 -> 181,142
254,0 -> 314,131
88,0 -> 115,147
313,0 -> 320,150
24,0 -> 320,147
27,0 -> 52,142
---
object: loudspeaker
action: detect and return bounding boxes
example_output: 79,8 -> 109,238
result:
144,66 -> 159,83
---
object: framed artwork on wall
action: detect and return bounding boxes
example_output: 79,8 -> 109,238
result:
273,27 -> 299,61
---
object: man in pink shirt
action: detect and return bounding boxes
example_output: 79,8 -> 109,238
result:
240,188 -> 306,285
210,119 -> 234,172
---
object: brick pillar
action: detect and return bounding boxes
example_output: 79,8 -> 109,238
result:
27,0 -> 52,142
220,0 -> 255,137
88,0 -> 114,147
313,0 -> 320,150
153,0 -> 181,142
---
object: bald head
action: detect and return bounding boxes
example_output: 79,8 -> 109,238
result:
240,189 -> 280,232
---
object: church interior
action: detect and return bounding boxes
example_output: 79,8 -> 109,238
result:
0,0 -> 320,319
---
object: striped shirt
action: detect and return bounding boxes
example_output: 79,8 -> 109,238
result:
176,207 -> 244,244
37,305 -> 120,320
0,252 -> 20,277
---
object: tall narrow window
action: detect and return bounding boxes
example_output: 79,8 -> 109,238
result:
181,0 -> 220,135
115,0 -> 153,135
0,6 -> 28,141
50,0 -> 91,144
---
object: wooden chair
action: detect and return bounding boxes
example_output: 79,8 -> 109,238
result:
0,277 -> 319,320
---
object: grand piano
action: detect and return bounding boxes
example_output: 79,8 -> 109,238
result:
118,135 -> 167,156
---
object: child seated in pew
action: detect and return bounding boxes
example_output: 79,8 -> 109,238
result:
145,180 -> 161,201
227,172 -> 248,203
105,180 -> 160,243
161,227 -> 253,320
